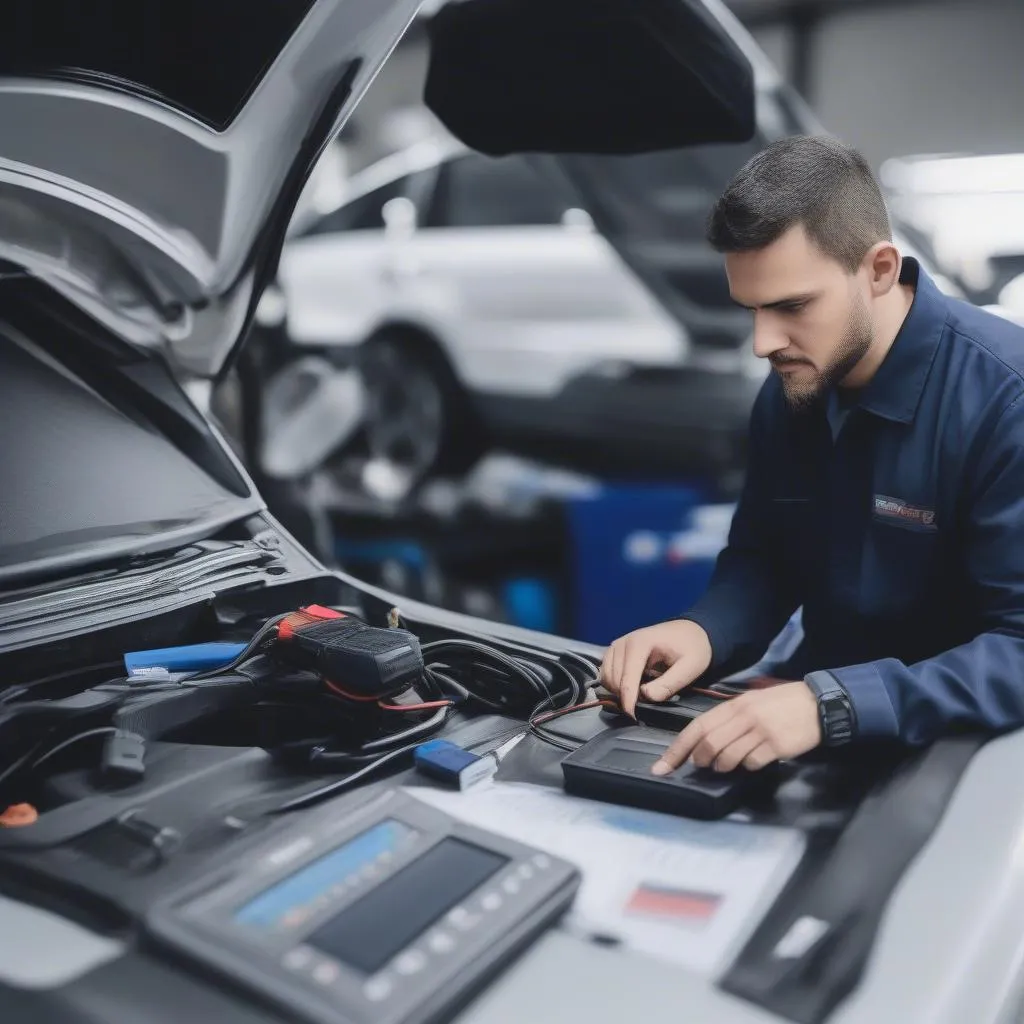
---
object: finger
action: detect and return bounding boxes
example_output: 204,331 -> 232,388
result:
640,655 -> 699,703
619,642 -> 652,719
690,708 -> 754,768
710,731 -> 763,772
598,646 -> 615,691
611,642 -> 626,693
742,742 -> 777,772
651,702 -> 736,775
600,641 -> 622,694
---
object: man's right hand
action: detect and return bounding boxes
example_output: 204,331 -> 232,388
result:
599,619 -> 714,719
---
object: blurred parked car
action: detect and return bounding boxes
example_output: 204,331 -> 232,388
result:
276,0 -> 968,490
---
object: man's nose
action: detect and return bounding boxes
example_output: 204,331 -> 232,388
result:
752,315 -> 789,359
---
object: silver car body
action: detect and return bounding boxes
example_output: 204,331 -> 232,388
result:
280,135 -> 698,400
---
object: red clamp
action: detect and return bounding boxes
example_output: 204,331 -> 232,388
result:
276,604 -> 343,642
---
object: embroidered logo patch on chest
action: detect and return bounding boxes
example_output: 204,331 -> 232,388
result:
873,494 -> 937,528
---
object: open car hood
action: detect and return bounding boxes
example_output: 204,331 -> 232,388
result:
0,0 -> 755,378
0,0 -> 423,379
425,0 -> 755,156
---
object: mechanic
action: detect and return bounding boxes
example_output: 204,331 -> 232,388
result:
599,135 -> 1024,776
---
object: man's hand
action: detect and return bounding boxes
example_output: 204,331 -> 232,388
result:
651,682 -> 822,775
599,620 -> 713,719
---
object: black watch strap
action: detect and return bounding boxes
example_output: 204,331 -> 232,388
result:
804,671 -> 857,746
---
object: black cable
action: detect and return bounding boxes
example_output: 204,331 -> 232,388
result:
183,613 -> 290,681
526,699 -> 614,752
0,734 -> 54,792
272,742 -> 423,813
418,666 -> 451,703
425,666 -> 506,713
0,726 -> 121,793
0,660 -> 123,706
422,639 -> 549,688
424,627 -> 597,695
31,727 -> 119,771
360,705 -> 450,752
560,648 -> 602,678
308,706 -> 451,768
526,696 -> 580,751
528,659 -> 584,716
420,639 -> 564,715
527,725 -> 578,753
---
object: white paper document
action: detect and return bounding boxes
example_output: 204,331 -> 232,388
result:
405,782 -> 805,976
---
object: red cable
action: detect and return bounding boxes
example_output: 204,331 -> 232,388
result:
323,679 -> 379,702
377,699 -> 454,712
689,686 -> 736,700
532,698 -> 616,725
323,679 -> 452,712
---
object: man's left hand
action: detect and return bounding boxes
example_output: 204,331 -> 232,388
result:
651,681 -> 822,775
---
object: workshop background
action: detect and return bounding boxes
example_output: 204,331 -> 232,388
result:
218,0 -> 1024,647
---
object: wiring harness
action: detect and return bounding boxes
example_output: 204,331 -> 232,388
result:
0,605 -> 602,812
269,606 -> 600,768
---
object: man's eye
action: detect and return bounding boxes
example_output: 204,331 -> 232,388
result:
780,302 -> 807,314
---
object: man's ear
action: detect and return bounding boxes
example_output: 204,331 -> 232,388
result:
863,241 -> 901,297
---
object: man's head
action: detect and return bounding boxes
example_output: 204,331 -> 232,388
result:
707,135 -> 904,409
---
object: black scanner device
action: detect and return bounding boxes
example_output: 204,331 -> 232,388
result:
598,688 -> 729,731
561,727 -> 779,820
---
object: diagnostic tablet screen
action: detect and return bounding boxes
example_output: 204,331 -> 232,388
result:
308,837 -> 507,974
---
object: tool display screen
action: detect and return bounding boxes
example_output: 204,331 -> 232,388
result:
235,820 -> 416,931
309,838 -> 507,974
597,747 -> 663,773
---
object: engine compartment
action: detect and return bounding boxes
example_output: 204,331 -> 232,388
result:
0,559 -> 995,1024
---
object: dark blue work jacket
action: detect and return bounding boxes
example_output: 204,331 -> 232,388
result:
685,258 -> 1024,745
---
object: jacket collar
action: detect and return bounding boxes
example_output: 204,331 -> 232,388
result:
854,256 -> 948,424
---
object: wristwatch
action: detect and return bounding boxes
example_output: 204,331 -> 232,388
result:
804,671 -> 857,746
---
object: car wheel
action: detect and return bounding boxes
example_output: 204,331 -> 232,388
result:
358,331 -> 480,484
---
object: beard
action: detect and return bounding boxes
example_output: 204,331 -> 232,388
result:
773,295 -> 873,412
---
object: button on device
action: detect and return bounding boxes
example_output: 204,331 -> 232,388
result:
428,931 -> 456,955
282,946 -> 315,971
532,853 -> 551,870
447,906 -> 480,931
312,960 -> 340,985
517,864 -> 534,881
481,892 -> 502,912
364,976 -> 393,1002
395,950 -> 427,976
502,876 -> 521,895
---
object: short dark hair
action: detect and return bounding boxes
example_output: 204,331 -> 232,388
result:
706,135 -> 891,272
